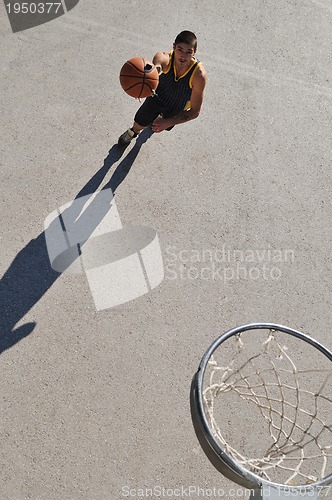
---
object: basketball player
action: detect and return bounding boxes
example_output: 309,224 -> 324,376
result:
118,30 -> 207,146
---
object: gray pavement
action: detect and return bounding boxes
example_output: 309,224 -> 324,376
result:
1,1 -> 332,499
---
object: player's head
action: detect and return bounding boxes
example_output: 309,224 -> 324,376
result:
173,31 -> 197,68
173,30 -> 197,53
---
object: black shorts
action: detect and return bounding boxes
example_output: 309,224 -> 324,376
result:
134,96 -> 179,127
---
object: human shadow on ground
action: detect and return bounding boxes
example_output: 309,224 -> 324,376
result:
0,128 -> 153,354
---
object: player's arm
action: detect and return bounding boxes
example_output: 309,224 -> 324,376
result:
152,64 -> 206,132
152,51 -> 170,75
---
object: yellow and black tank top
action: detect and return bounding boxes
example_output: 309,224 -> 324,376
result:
156,50 -> 202,112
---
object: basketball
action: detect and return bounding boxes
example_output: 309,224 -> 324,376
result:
119,58 -> 159,99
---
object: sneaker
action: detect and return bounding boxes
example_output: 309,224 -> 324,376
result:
118,128 -> 138,147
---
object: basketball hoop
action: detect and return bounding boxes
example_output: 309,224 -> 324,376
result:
190,323 -> 332,499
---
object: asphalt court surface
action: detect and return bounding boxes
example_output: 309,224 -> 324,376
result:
1,1 -> 332,499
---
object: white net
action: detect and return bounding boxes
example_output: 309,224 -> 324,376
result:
203,328 -> 332,486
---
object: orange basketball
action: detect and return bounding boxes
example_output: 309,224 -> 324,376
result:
119,57 -> 159,99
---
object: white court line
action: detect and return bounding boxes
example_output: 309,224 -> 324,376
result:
308,0 -> 332,12
204,53 -> 332,99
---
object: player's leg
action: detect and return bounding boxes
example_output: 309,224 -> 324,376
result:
118,97 -> 162,146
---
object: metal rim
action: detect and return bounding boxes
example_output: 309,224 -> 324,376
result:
190,322 -> 332,491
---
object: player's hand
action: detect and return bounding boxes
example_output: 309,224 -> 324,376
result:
151,117 -> 171,133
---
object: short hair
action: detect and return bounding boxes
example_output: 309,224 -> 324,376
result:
174,31 -> 197,51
